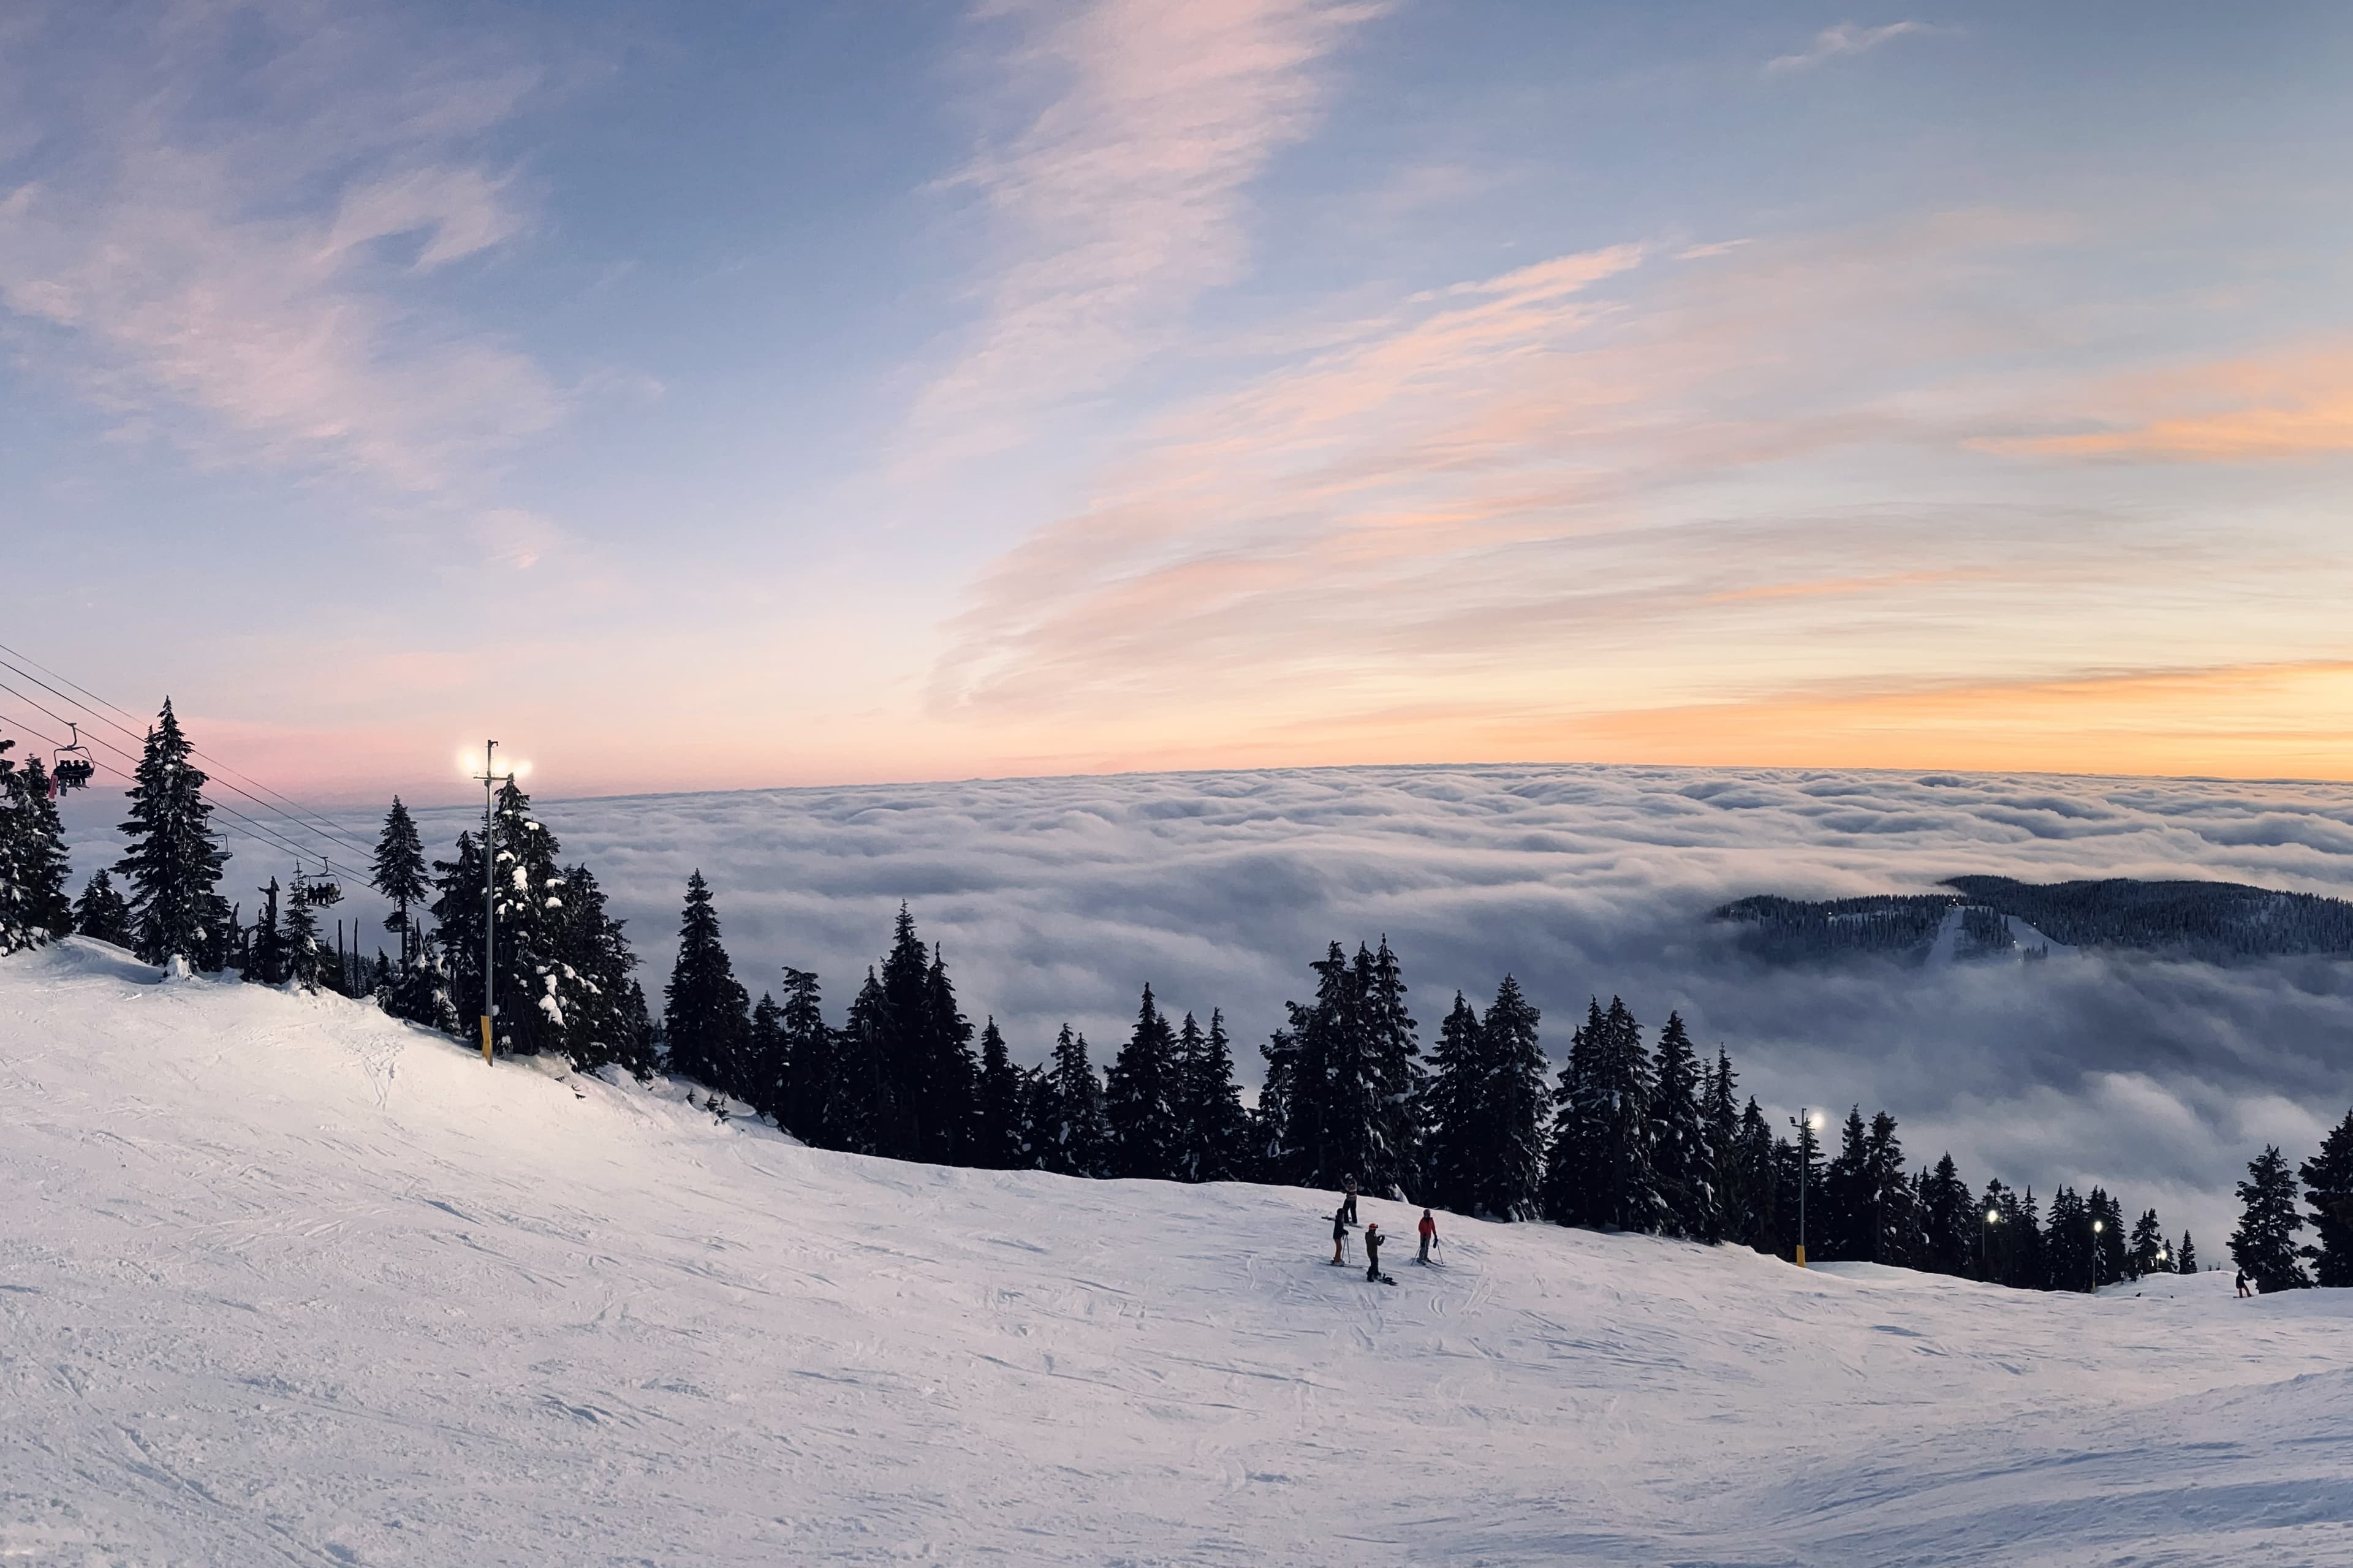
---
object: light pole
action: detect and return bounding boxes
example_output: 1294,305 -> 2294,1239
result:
1790,1108 -> 1824,1267
1980,1206 -> 2001,1281
468,740 -> 520,1066
2090,1218 -> 2104,1293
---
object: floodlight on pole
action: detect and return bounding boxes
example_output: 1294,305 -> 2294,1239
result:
1980,1205 -> 2001,1280
1790,1107 -> 1821,1268
2089,1218 -> 2105,1292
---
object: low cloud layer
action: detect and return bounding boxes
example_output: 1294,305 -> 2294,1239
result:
63,763 -> 2353,1248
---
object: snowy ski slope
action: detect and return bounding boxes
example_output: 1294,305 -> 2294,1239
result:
4,940 -> 2349,1566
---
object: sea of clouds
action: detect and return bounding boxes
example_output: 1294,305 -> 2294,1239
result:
60,763 -> 2353,1248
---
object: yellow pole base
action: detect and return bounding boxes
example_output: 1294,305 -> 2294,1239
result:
1794,1244 -> 1808,1268
480,1016 -> 494,1064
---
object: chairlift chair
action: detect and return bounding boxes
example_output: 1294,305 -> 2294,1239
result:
51,724 -> 96,793
305,860 -> 344,906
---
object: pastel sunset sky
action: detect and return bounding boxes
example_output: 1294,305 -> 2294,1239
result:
6,1 -> 2351,801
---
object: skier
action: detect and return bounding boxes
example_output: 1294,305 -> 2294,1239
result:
1364,1222 -> 1388,1284
1331,1206 -> 1351,1267
1417,1208 -> 1438,1265
1340,1175 -> 1358,1226
2235,1268 -> 2252,1298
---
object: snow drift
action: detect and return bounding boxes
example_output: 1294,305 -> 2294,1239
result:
3,939 -> 2348,1566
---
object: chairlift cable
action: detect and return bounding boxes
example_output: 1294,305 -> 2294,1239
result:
0,665 -> 380,869
0,643 -> 378,860
0,695 -> 370,884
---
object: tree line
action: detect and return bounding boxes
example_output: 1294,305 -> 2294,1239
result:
7,702 -> 2352,1295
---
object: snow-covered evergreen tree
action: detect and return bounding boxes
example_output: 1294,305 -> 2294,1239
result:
1,740 -> 73,953
746,994 -> 787,1115
2044,1186 -> 2093,1292
1359,937 -> 1423,1200
1542,998 -> 1607,1226
1702,1048 -> 1743,1246
112,700 -> 230,966
1034,1024 -> 1110,1178
1735,1098 -> 1779,1254
550,863 -> 640,1077
283,877 -> 324,989
2297,1107 -> 2353,1287
664,870 -> 751,1094
72,870 -> 134,948
2177,1230 -> 2197,1274
1173,1008 -> 1251,1183
2231,1145 -> 2308,1293
2126,1207 -> 2166,1279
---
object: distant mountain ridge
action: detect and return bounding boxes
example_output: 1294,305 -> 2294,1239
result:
1715,876 -> 2353,964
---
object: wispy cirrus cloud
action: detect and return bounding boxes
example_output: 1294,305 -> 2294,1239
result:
1987,350 -> 2353,461
1765,21 -> 1937,74
0,3 -> 556,491
909,0 -> 1384,459
922,203 -> 2353,778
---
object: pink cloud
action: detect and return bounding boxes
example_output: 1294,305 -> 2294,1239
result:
909,0 -> 1385,460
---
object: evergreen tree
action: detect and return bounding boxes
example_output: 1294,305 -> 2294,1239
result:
1821,1107 -> 1873,1262
616,978 -> 659,1081
547,863 -> 641,1077
1782,1115 -> 1826,1263
1034,1025 -> 1110,1178
1647,1012 -> 1710,1240
775,968 -> 835,1143
1358,937 -> 1424,1200
282,876 -> 323,990
1918,1154 -> 1974,1276
2177,1231 -> 2197,1274
244,877 -> 287,985
1702,1048 -> 1744,1247
745,994 -> 788,1118
113,700 -> 230,966
2127,1208 -> 2166,1279
1478,974 -> 1548,1221
1172,1009 -> 1251,1183
2088,1187 -> 2126,1286
971,1017 -> 1029,1170
829,968 -> 890,1156
72,870 -> 134,948
1421,993 -> 1483,1214
0,737 -> 57,955
371,797 -> 429,963
1735,1099 -> 1780,1255
2230,1144 -> 2309,1293
2012,1187 -> 2047,1290
0,752 -> 73,945
1542,999 -> 1609,1226
1106,985 -> 1183,1180
1865,1112 -> 1917,1267
2297,1107 -> 2353,1287
2045,1186 -> 2094,1292
428,786 -> 579,1057
664,871 -> 751,1095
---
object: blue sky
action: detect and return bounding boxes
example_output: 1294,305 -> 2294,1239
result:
5,1 -> 2352,800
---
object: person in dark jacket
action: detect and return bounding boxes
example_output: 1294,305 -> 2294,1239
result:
1417,1208 -> 1437,1265
1332,1206 -> 1350,1266
2236,1269 -> 2253,1298
1340,1175 -> 1358,1226
1364,1222 -> 1384,1282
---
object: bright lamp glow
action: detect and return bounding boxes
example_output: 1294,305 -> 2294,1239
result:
512,760 -> 533,779
1808,1112 -> 1824,1130
459,749 -> 481,776
2092,1220 -> 2104,1233
1986,1210 -> 1999,1223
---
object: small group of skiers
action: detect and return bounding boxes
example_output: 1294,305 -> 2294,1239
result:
1327,1174 -> 1438,1285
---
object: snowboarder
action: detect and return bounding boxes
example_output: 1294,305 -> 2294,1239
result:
1364,1222 -> 1390,1284
1340,1175 -> 1358,1226
2235,1268 -> 2252,1298
1332,1206 -> 1351,1266
1417,1208 -> 1438,1265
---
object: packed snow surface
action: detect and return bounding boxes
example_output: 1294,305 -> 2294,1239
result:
4,941 -> 2349,1566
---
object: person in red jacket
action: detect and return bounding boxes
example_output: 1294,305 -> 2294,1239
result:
1417,1208 -> 1438,1265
